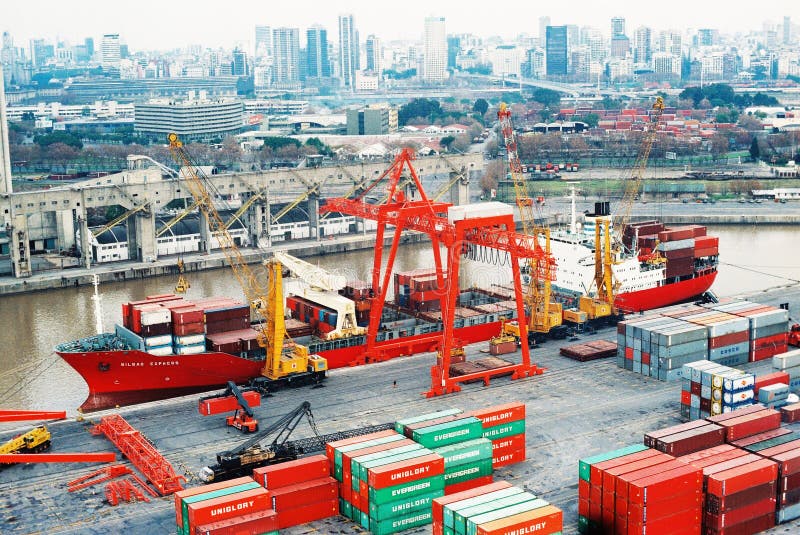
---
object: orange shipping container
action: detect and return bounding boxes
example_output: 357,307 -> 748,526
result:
325,430 -> 398,466
476,504 -> 563,535
194,509 -> 278,535
367,453 -> 444,489
253,454 -> 329,489
432,481 -> 513,524
465,402 -> 525,428
186,487 -> 270,532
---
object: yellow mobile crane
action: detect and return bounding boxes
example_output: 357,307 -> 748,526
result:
167,134 -> 327,390
496,104 -> 566,345
0,426 -> 51,457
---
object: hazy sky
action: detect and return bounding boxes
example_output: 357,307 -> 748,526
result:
3,0 -> 798,51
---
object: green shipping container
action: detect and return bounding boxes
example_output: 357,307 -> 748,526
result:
355,447 -> 432,491
370,508 -> 433,535
747,433 -> 797,452
333,433 -> 405,480
481,419 -> 527,441
465,498 -> 549,535
340,498 -> 352,520
369,473 -> 445,505
413,417 -> 484,448
360,509 -> 370,529
435,437 -> 493,468
443,487 -> 525,528
368,489 -> 444,521
444,458 -> 493,486
350,443 -> 424,487
454,492 -> 539,535
578,443 -> 649,482
395,409 -> 463,434
180,481 -> 261,535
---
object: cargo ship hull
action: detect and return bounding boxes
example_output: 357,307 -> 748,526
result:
59,319 -> 505,412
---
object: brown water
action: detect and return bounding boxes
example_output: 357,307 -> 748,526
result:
0,225 -> 797,412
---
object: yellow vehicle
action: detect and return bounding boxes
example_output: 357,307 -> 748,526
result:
0,426 -> 52,456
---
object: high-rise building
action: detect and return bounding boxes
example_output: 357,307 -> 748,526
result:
446,36 -> 460,70
306,25 -> 330,79
338,14 -> 359,88
101,34 -> 121,72
29,39 -> 54,68
84,37 -> 94,58
545,25 -> 568,76
0,68 -> 11,194
538,16 -> 551,48
582,27 -> 605,63
784,16 -> 792,45
610,35 -> 630,59
611,17 -> 626,38
272,27 -> 300,84
697,29 -> 717,47
365,34 -> 381,74
423,16 -> 447,83
634,26 -> 652,65
232,48 -> 248,76
255,25 -> 272,58
658,31 -> 682,57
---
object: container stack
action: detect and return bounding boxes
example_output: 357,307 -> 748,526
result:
772,349 -> 800,392
710,300 -> 789,362
680,361 -> 755,421
577,443 -> 703,534
326,427 -> 446,534
621,220 -> 664,253
252,455 -> 339,530
433,482 -> 562,535
166,302 -> 206,354
340,280 -> 373,327
394,269 -> 446,312
173,476 -> 275,535
759,383 -> 790,409
752,434 -> 800,523
559,340 -> 617,362
465,402 -> 527,470
681,310 -> 751,368
657,225 -> 701,280
286,295 -> 339,337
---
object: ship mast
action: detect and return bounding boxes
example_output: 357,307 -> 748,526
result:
91,274 -> 104,335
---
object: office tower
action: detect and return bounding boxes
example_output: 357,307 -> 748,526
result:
634,26 -> 652,65
255,25 -> 272,58
611,17 -> 626,38
102,34 -> 120,69
365,34 -> 381,74
272,27 -> 300,84
546,25 -> 568,75
338,14 -> 359,88
232,48 -> 248,76
423,16 -> 447,82
307,25 -> 330,78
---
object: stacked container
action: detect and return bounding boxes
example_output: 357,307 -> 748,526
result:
681,310 -> 751,367
621,220 -> 664,252
754,437 -> 800,522
758,383 -> 790,409
434,483 -> 562,535
340,280 -> 373,327
680,361 -> 755,421
773,349 -> 800,392
710,300 -> 789,362
286,295 -> 339,337
173,476 -> 274,535
394,269 -> 446,312
251,455 -> 339,530
464,402 -> 527,470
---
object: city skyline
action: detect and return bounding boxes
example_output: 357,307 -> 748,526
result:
3,0 -> 797,51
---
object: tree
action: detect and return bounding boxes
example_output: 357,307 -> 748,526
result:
749,137 -> 761,161
530,88 -> 561,108
582,113 -> 600,128
473,98 -> 489,116
440,136 -> 456,151
480,160 -> 505,196
21,111 -> 35,122
398,98 -> 442,126
304,137 -> 332,156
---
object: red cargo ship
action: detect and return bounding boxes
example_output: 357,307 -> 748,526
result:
56,222 -> 718,412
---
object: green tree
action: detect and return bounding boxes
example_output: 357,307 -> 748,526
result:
749,137 -> 761,161
440,135 -> 456,151
473,98 -> 489,116
398,98 -> 442,125
34,132 -> 83,150
582,113 -> 600,128
21,111 -> 35,121
529,88 -> 561,108
304,137 -> 332,156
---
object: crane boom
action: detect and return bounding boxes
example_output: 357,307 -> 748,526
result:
273,251 -> 346,292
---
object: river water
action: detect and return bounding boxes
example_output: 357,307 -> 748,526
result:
1,225 -> 798,412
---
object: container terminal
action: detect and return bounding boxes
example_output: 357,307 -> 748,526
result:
1,285 -> 799,535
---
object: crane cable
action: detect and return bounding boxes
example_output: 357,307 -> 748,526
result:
717,262 -> 800,284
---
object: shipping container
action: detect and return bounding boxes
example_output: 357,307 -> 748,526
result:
186,487 -> 270,535
275,498 -> 338,529
193,510 -> 278,535
252,454 -> 329,489
174,477 -> 254,532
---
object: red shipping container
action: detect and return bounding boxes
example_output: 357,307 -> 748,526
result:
465,402 -> 525,428
679,448 -> 749,471
706,404 -> 768,423
325,430 -> 398,466
444,474 -> 493,496
171,306 -> 205,325
173,322 -> 205,336
706,458 -> 778,496
627,465 -> 702,505
614,460 -> 687,516
252,454 -> 329,489
655,424 -> 725,456
729,427 -> 790,448
604,454 -> 676,497
578,478 -> 590,500
492,447 -> 526,468
752,333 -> 789,351
771,448 -> 800,475
625,505 -> 701,535
174,476 -> 254,529
367,453 -> 444,489
276,498 -> 338,529
708,331 -> 749,349
706,481 -> 776,513
269,477 -> 337,511
694,235 -> 717,247
677,444 -> 736,462
186,487 -> 270,532
704,497 -> 776,530
681,390 -> 692,406
704,513 -> 774,535
198,391 -> 261,416
475,504 -> 562,535
626,487 -> 702,524
194,509 -> 278,535
645,420 -> 711,448
781,402 -> 800,423
717,410 -> 781,441
591,449 -> 664,485
755,439 -> 800,459
578,496 -> 589,517
491,433 -> 526,456
431,481 -> 513,524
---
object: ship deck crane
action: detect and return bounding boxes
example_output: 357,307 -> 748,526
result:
167,133 -> 328,392
273,251 -> 366,340
200,401 -> 394,482
321,148 -> 549,397
497,103 -> 564,344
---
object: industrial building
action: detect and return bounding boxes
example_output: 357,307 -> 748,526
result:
134,94 -> 243,141
345,104 -> 398,135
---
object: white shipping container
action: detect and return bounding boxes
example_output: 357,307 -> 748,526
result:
174,344 -> 206,355
140,308 -> 171,326
773,349 -> 800,371
174,333 -> 205,346
144,334 -> 173,348
657,238 -> 695,252
149,346 -> 174,356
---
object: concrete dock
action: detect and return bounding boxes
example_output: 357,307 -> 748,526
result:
2,287 -> 800,534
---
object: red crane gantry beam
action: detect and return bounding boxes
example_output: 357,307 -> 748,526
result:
321,149 -> 550,396
0,410 -> 67,422
0,452 -> 116,463
91,414 -> 185,496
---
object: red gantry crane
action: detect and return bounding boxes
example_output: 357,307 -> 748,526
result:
321,148 -> 551,397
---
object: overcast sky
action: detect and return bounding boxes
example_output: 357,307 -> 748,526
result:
3,0 -> 798,51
